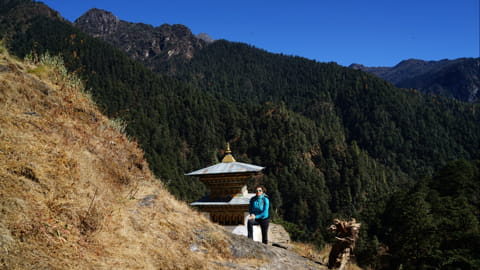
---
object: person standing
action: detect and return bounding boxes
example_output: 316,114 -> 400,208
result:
247,185 -> 270,244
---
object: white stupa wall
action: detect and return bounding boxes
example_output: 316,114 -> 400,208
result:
226,213 -> 263,243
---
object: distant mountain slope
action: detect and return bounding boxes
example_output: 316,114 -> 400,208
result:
350,58 -> 480,102
169,40 -> 480,176
73,8 -> 207,71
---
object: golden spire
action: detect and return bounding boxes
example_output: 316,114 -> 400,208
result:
222,142 -> 236,163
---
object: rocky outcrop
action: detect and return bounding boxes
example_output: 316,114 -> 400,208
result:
269,223 -> 291,247
228,233 -> 326,269
74,8 -> 208,70
197,33 -> 214,44
72,8 -> 119,37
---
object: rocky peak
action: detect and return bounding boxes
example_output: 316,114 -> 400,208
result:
74,8 -> 119,37
74,8 -> 210,70
162,24 -> 193,37
197,33 -> 214,44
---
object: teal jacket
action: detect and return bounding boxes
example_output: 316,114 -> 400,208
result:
249,194 -> 269,219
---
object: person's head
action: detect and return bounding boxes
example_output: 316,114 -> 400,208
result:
255,185 -> 266,195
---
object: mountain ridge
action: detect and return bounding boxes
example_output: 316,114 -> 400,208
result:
350,58 -> 480,102
73,7 -> 479,103
74,8 -> 207,70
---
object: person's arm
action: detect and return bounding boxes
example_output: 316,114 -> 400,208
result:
255,197 -> 269,219
248,199 -> 255,219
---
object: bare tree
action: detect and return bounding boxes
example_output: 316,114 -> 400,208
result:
327,218 -> 361,270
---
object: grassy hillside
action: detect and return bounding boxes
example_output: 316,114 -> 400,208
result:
0,46 -> 274,269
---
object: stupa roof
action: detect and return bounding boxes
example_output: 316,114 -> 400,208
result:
185,143 -> 265,176
185,161 -> 264,176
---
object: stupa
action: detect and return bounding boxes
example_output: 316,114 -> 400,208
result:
186,143 -> 265,226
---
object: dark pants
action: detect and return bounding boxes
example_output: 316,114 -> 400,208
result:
247,218 -> 269,244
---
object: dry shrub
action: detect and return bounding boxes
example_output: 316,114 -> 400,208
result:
79,208 -> 103,235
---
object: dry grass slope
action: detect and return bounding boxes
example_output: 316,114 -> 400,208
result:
0,46 -> 266,269
0,46 -> 334,270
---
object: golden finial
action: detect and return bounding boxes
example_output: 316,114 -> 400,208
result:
225,142 -> 232,153
222,142 -> 236,163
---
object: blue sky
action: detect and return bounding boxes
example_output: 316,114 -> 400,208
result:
41,0 -> 479,67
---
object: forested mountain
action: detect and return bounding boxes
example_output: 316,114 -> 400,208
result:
74,10 -> 480,179
351,58 -> 480,103
169,41 -> 480,177
1,1 -> 479,268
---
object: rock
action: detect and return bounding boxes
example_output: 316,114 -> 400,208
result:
197,33 -> 214,44
268,223 -> 291,247
139,195 -> 156,207
228,232 -> 327,269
